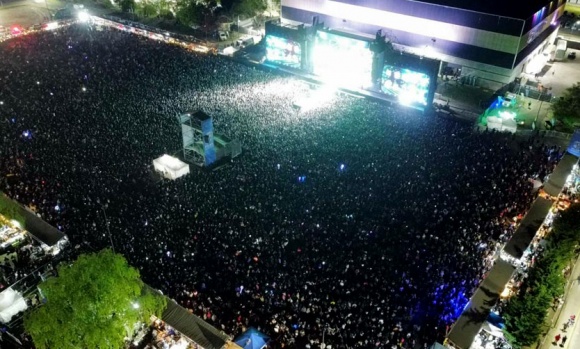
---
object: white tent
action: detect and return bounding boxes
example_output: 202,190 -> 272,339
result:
0,288 -> 28,323
153,155 -> 190,180
486,116 -> 517,134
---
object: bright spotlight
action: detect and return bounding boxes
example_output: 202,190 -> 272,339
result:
312,31 -> 372,89
45,22 -> 59,30
77,11 -> 90,22
293,85 -> 336,113
132,302 -> 140,309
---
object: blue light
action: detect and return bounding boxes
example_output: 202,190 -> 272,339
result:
448,286 -> 469,321
298,176 -> 306,183
339,163 -> 345,171
22,130 -> 31,138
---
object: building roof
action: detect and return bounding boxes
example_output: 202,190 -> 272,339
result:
502,197 -> 553,259
1,193 -> 66,246
543,153 -> 579,197
414,0 -> 553,19
447,259 -> 515,349
161,297 -> 230,349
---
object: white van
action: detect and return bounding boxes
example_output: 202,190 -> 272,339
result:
236,36 -> 254,48
218,31 -> 229,41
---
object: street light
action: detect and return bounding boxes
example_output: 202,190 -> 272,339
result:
78,10 -> 90,22
534,88 -> 546,128
101,206 -> 115,253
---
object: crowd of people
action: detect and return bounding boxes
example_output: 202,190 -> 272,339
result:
0,24 -> 563,348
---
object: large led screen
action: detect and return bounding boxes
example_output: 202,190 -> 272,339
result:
265,35 -> 302,68
312,31 -> 372,89
381,65 -> 431,106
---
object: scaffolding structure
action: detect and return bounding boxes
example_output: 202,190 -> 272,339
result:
179,110 -> 241,167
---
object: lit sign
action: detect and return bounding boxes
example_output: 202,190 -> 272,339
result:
381,65 -> 431,106
312,31 -> 372,89
265,35 -> 302,68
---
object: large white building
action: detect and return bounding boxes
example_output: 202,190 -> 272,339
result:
281,0 -> 565,88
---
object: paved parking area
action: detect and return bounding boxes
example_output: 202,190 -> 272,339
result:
0,0 -> 63,28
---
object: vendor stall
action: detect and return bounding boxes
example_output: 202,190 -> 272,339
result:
153,155 -> 190,180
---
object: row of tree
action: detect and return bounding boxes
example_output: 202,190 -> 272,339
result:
552,83 -> 580,129
503,203 -> 580,348
116,0 -> 275,27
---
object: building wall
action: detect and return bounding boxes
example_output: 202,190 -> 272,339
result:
324,0 -> 524,35
565,0 -> 580,16
281,0 -> 562,87
282,0 -> 522,69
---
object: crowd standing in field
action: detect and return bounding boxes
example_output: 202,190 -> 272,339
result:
0,25 -> 563,348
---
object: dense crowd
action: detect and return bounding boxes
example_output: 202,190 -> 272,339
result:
0,24 -> 563,348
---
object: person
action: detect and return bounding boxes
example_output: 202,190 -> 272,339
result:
555,333 -> 561,344
560,335 -> 567,347
0,22 -> 563,349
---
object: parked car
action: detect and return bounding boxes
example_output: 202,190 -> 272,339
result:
218,31 -> 229,41
236,36 -> 255,48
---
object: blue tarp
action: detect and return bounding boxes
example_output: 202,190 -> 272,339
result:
234,328 -> 269,349
487,311 -> 506,329
568,130 -> 580,158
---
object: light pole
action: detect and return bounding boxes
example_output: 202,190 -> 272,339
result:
101,206 -> 115,253
534,89 -> 545,128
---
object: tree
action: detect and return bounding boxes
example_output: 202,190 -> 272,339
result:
176,0 -> 208,25
231,0 -> 266,17
503,203 -> 580,348
137,1 -> 158,18
24,249 -> 166,349
120,0 -> 136,13
553,202 -> 580,239
551,83 -> 580,125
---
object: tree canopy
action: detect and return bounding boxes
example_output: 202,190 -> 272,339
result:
119,0 -> 136,13
231,0 -> 266,16
503,203 -> 580,348
551,83 -> 580,125
176,0 -> 209,26
24,249 -> 167,349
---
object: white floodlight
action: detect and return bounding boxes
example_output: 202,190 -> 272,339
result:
45,22 -> 59,30
78,11 -> 90,23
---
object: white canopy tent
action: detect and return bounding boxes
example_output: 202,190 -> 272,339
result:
0,288 -> 28,323
153,155 -> 190,180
